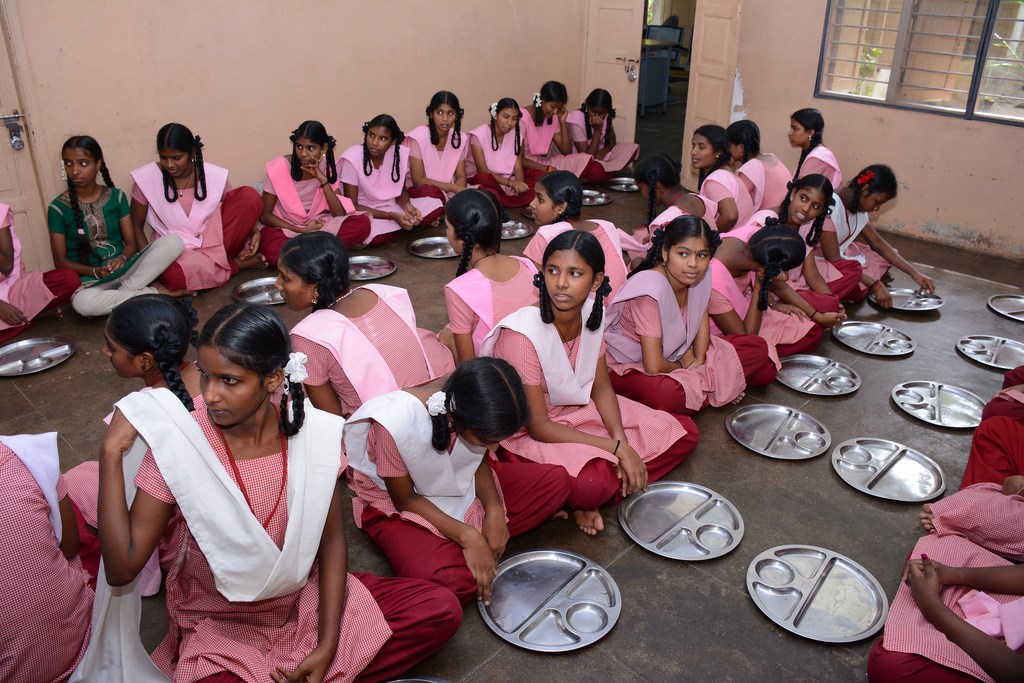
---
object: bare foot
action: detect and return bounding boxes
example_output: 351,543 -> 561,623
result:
235,254 -> 268,271
730,391 -> 746,405
1002,475 -> 1024,497
39,306 -> 64,321
550,509 -> 569,521
153,283 -> 195,298
918,503 -> 935,533
573,509 -> 605,536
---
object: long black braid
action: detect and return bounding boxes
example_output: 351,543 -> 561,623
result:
581,88 -> 616,143
534,81 -> 568,125
629,214 -> 721,278
489,98 -> 522,154
429,357 -> 529,451
534,230 -> 609,330
449,190 -> 502,278
748,225 -> 806,311
65,177 -> 92,262
633,153 -> 681,226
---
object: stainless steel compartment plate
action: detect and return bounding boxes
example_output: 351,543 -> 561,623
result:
891,380 -> 984,429
348,255 -> 396,281
746,544 -> 888,643
581,189 -> 612,206
777,355 -> 861,396
617,481 -> 744,560
0,337 -> 76,377
501,221 -> 535,240
869,287 -> 943,311
725,404 -> 831,460
408,236 -> 458,259
232,277 -> 284,305
606,177 -> 639,192
479,550 -> 621,652
988,294 -> 1024,323
956,334 -> 1024,371
831,321 -> 916,356
831,438 -> 945,502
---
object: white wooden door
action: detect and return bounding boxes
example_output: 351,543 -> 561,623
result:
0,25 -> 50,270
681,0 -> 743,188
582,0 -> 646,142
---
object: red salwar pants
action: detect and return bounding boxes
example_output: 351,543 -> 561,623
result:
981,365 -> 1024,424
258,214 -> 373,267
959,416 -> 1024,489
866,640 -> 979,683
470,168 -> 545,208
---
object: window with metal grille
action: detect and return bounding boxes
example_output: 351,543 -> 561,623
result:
816,0 -> 1024,125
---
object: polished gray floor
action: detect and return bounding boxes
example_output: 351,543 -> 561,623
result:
2,186 -> 1020,681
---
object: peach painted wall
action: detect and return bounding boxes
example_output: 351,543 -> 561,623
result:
5,0 -> 587,259
731,0 -> 1023,261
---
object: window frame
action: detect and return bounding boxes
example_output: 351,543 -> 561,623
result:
814,0 -> 1022,128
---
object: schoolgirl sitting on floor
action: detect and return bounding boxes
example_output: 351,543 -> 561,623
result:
709,225 -> 842,364
276,232 -> 454,418
565,88 -> 640,182
629,152 -> 717,261
482,230 -> 699,536
407,91 -> 469,203
788,108 -> 842,187
520,80 -> 597,182
467,97 -> 542,208
257,120 -> 370,266
49,135 -> 184,317
344,357 -> 571,606
727,120 -> 793,212
0,201 -> 78,343
129,122 -> 264,293
443,189 -> 538,363
815,164 -> 935,304
96,302 -> 461,683
338,114 -> 443,245
691,124 -> 754,231
605,216 -> 776,416
522,170 -> 642,299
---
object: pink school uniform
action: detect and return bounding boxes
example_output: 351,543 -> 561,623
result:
700,168 -> 756,228
627,198 -> 722,262
0,438 -> 93,683
520,113 -> 593,177
338,144 -> 443,243
465,123 -> 516,179
605,270 -> 746,412
261,156 -> 357,236
130,162 -> 231,291
480,302 -> 690,481
405,125 -> 469,200
0,206 -> 58,333
737,154 -> 793,211
709,223 -> 816,367
875,483 -> 1024,683
798,145 -> 842,187
565,110 -> 639,175
444,257 -> 538,352
523,220 -> 641,300
290,284 -> 455,417
814,190 -> 892,283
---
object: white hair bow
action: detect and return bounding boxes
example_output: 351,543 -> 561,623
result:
283,352 -> 308,390
426,391 -> 447,416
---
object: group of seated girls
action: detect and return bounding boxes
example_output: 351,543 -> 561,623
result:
1,81 -> 639,345
0,88 -> 946,681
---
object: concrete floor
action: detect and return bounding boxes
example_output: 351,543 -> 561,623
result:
2,187 -> 1021,682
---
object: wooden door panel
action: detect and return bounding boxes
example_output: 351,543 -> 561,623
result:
583,0 -> 645,142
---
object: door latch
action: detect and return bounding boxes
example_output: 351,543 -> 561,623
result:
3,110 -> 24,150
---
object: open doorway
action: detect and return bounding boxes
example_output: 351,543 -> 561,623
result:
635,0 -> 696,162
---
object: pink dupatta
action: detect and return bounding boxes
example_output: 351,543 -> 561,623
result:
444,256 -> 537,350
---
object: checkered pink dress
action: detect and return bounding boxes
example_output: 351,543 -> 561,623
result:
134,397 -> 391,683
291,295 -> 455,416
882,483 -> 1024,682
489,328 -> 687,477
607,296 -> 746,410
0,446 -> 93,682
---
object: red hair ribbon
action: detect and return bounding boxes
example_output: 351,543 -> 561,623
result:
856,170 -> 875,185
